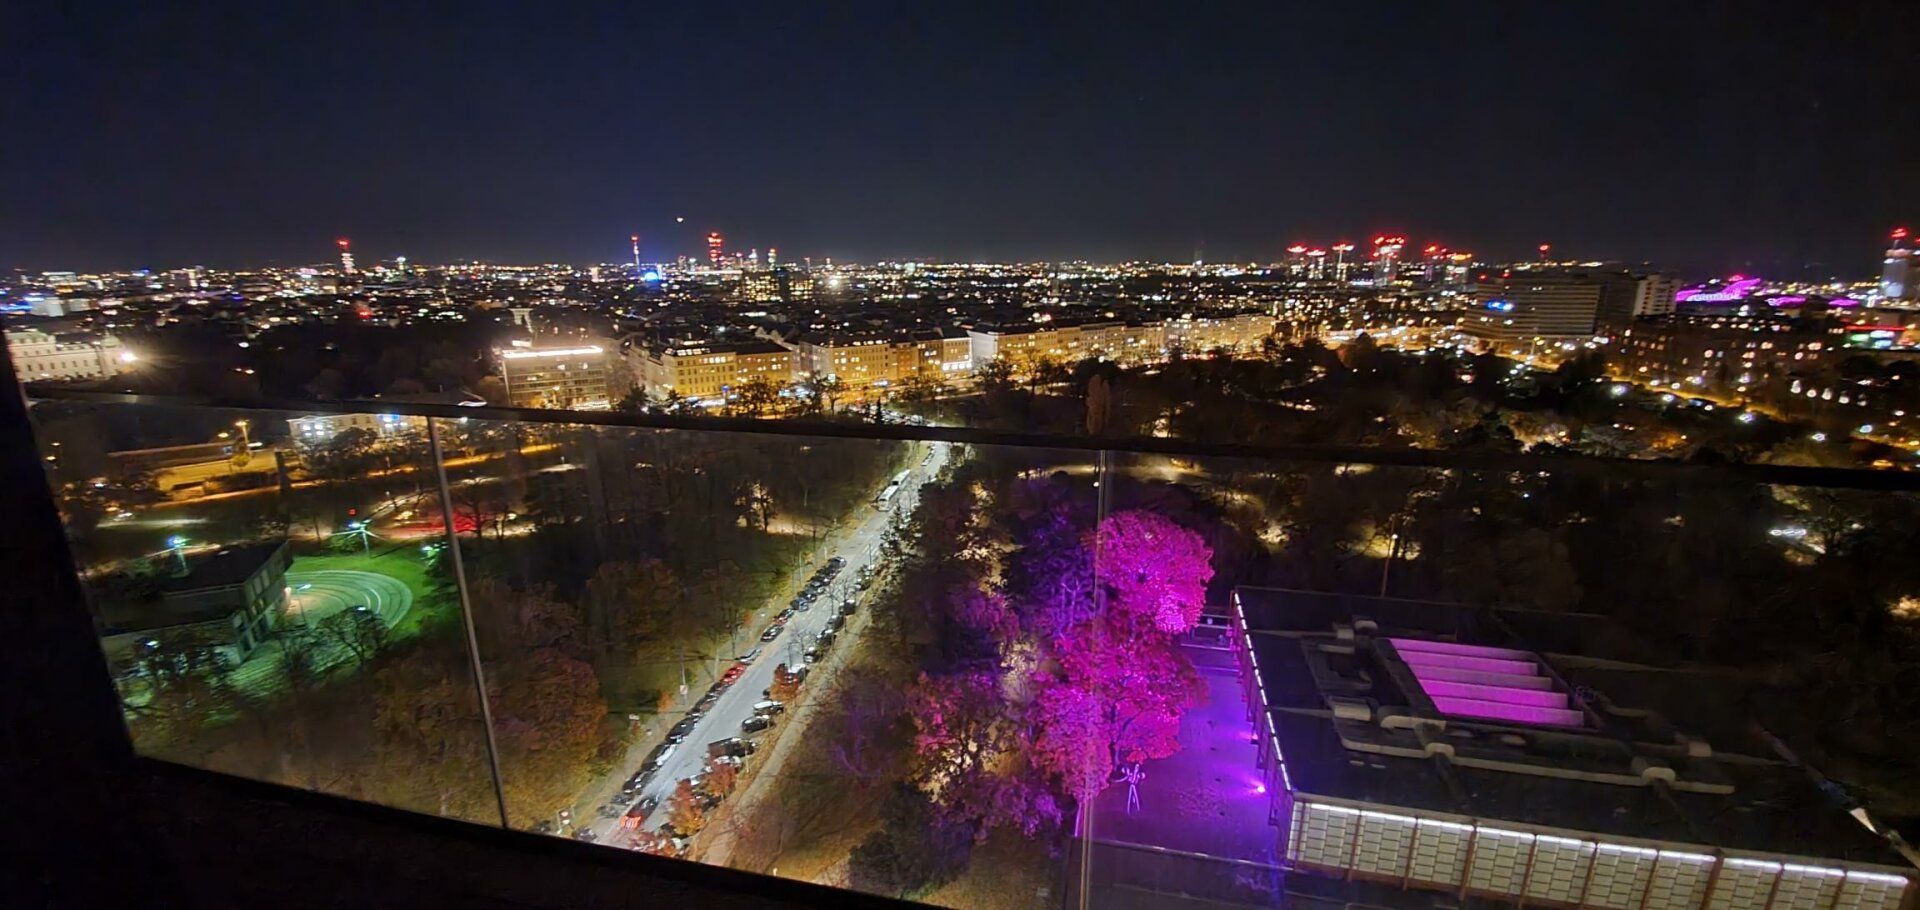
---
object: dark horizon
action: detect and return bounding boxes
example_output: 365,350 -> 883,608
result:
5,3 -> 1917,278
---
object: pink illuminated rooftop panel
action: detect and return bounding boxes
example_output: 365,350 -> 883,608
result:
1430,696 -> 1585,728
1398,650 -> 1539,678
1389,637 -> 1589,729
1420,679 -> 1570,708
1387,637 -> 1533,661
1406,665 -> 1556,690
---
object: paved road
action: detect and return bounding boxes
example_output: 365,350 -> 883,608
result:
576,439 -> 952,845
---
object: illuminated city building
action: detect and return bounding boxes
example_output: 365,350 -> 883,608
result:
1231,587 -> 1916,910
1593,271 -> 1682,330
98,541 -> 293,668
1465,274 -> 1604,351
1166,312 -> 1278,355
5,327 -> 131,382
337,237 -> 355,274
797,329 -> 973,398
1286,244 -> 1308,279
1881,228 -> 1912,302
706,232 -> 725,267
739,267 -> 815,305
1331,242 -> 1355,283
495,345 -> 612,410
967,321 -> 1167,371
285,412 -> 425,444
1372,235 -> 1406,284
633,341 -> 798,405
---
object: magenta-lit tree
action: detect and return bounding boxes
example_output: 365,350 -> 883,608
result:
1029,510 -> 1212,805
1093,509 -> 1215,634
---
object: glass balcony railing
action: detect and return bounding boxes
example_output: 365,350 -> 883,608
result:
23,388 -> 1920,910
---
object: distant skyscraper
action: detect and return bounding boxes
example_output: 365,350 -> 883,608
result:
1285,244 -> 1308,279
336,238 -> 355,274
1881,227 -> 1912,301
1371,235 -> 1404,284
707,232 -> 725,267
1331,242 -> 1354,283
631,234 -> 641,271
1421,244 -> 1446,283
1306,248 -> 1327,280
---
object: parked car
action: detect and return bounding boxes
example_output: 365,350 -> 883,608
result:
742,715 -> 773,734
708,737 -> 754,758
647,744 -> 676,771
840,598 -> 857,616
737,646 -> 762,664
573,828 -> 598,842
719,663 -> 747,686
759,625 -> 782,643
752,700 -> 785,716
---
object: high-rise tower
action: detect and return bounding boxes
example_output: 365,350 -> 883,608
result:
1371,235 -> 1404,284
337,238 -> 355,274
1331,242 -> 1354,283
706,232 -> 725,267
1883,227 -> 1913,301
631,234 -> 641,271
1285,244 -> 1308,279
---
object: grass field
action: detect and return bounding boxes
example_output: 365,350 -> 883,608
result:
287,543 -> 455,642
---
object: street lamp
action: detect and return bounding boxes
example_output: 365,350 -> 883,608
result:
166,535 -> 189,572
338,519 -> 373,554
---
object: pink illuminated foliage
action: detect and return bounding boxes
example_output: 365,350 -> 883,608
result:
903,506 -> 1214,834
1094,510 -> 1215,634
1028,510 -> 1213,803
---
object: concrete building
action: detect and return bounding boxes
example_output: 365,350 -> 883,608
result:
286,412 -> 426,446
1882,248 -> 1912,303
795,330 -> 972,399
1465,275 -> 1605,351
1612,315 -> 1833,398
966,320 -> 1169,372
495,345 -> 612,410
1167,312 -> 1276,355
633,341 -> 798,404
6,328 -> 132,383
739,267 -> 815,305
1596,271 -> 1682,329
1230,587 -> 1915,910
100,541 -> 293,666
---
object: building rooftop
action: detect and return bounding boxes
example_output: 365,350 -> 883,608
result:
1236,586 -> 1909,868
159,541 -> 288,594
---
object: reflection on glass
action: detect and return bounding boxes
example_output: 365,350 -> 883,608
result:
22,398 -> 1919,908
27,401 -> 500,824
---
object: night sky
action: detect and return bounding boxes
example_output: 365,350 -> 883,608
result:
5,3 -> 1917,277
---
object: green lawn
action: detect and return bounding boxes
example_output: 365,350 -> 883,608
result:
287,544 -> 455,642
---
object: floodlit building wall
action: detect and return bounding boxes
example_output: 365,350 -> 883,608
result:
1282,798 -> 1912,909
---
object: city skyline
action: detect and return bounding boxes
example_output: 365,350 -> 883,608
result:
6,4 -> 1917,274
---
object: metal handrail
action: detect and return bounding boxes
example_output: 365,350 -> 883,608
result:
25,384 -> 1920,492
